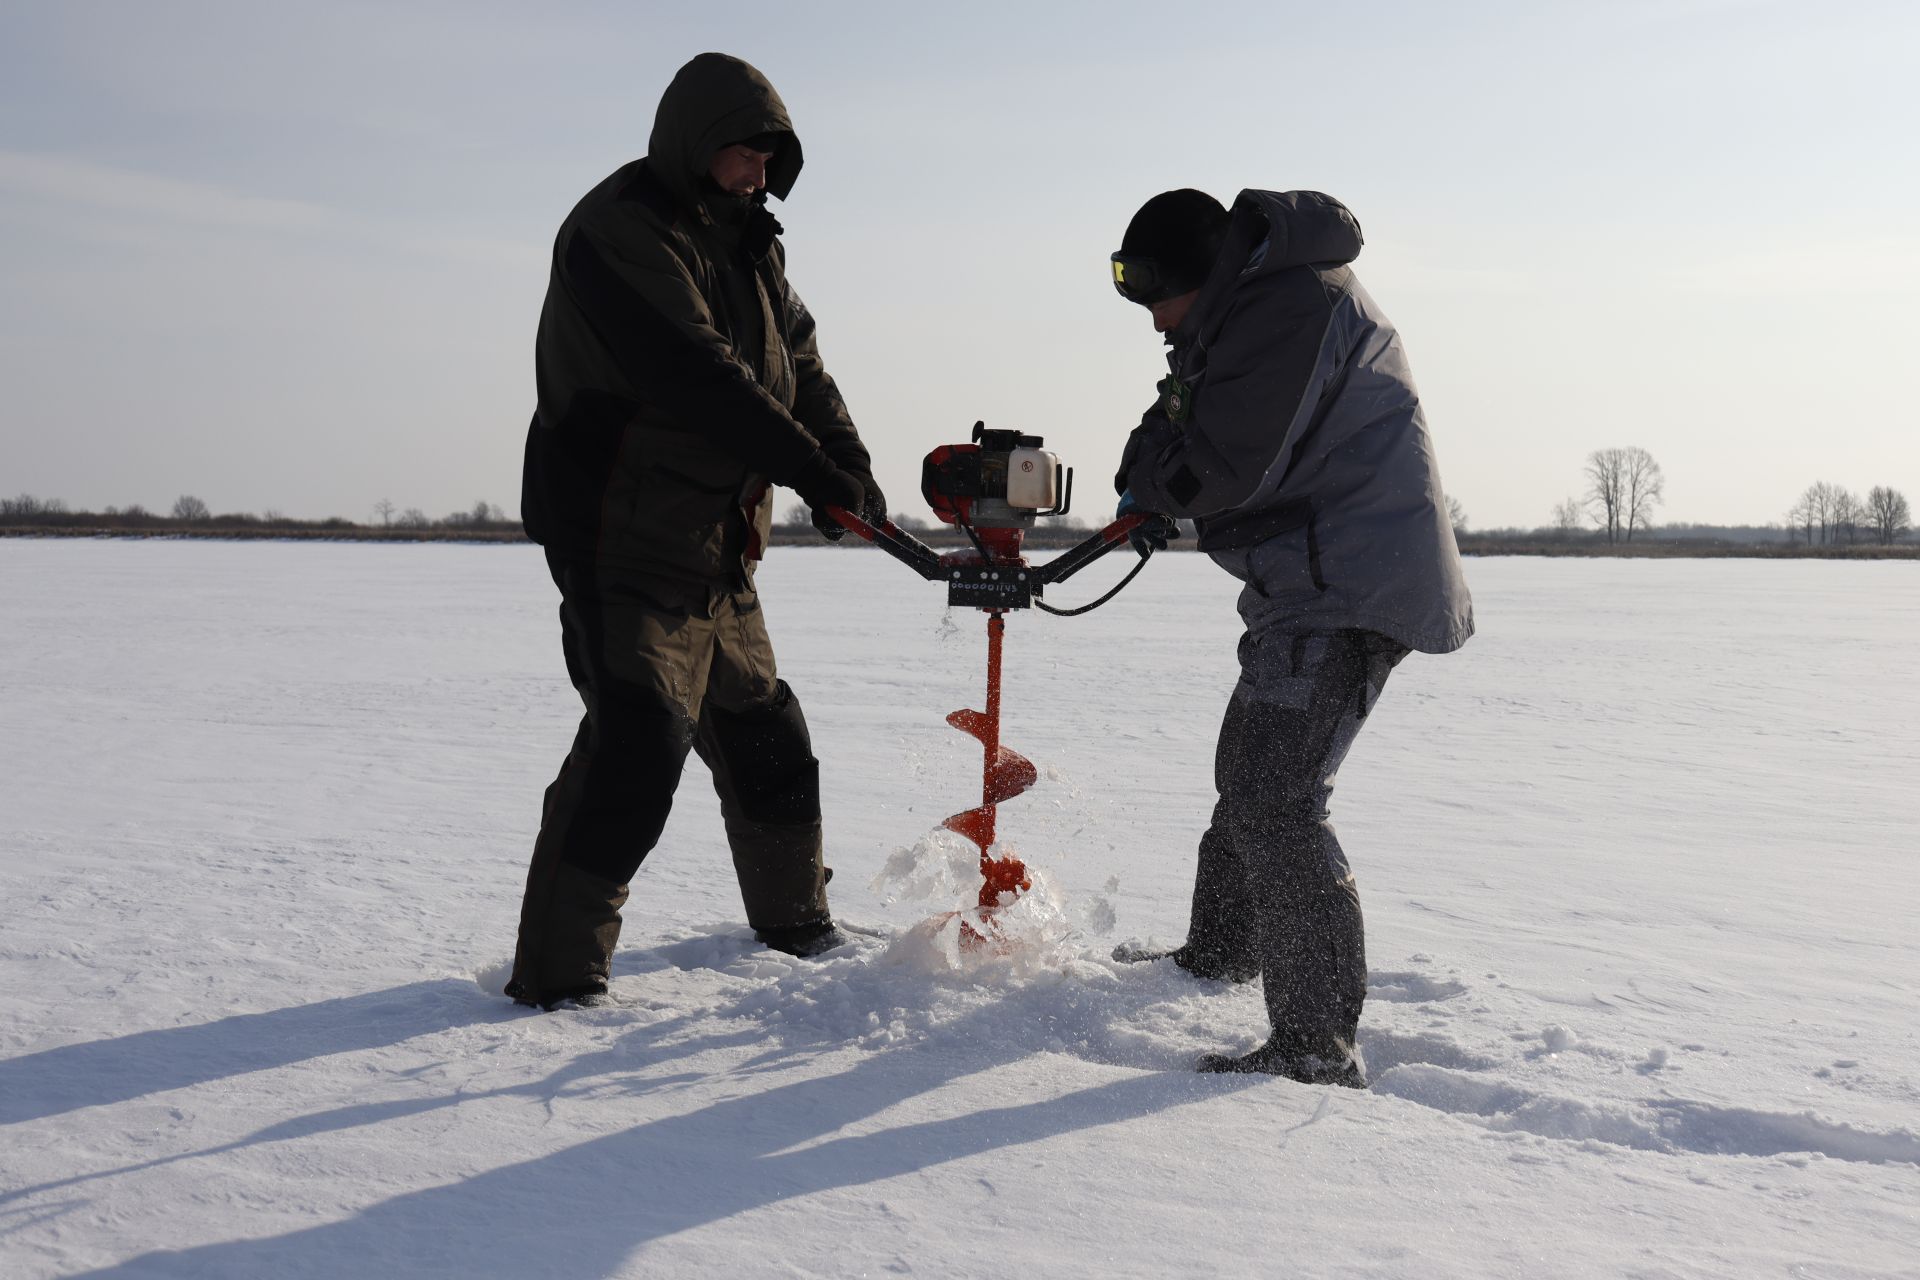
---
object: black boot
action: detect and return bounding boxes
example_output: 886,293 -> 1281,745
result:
1111,942 -> 1258,984
506,863 -> 630,1010
1197,1034 -> 1367,1088
755,919 -> 848,958
506,978 -> 612,1012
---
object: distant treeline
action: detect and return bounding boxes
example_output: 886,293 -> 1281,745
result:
3,493 -> 1914,558
1453,532 -> 1917,559
0,492 -> 1114,549
0,494 -> 525,542
1455,519 -> 1916,558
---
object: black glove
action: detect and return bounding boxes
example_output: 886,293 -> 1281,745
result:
1130,513 -> 1180,556
822,437 -> 888,524
790,452 -> 865,542
843,472 -> 887,524
1117,493 -> 1179,555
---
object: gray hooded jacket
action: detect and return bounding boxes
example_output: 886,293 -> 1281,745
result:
1120,189 -> 1473,654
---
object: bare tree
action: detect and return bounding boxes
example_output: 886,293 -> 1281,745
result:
1831,488 -> 1864,546
374,498 -> 396,527
1785,487 -> 1816,545
439,500 -> 504,529
1866,486 -> 1912,545
1595,470 -> 1621,539
1445,494 -> 1468,537
172,495 -> 211,523
11,495 -> 70,523
1583,447 -> 1664,543
399,507 -> 430,529
1551,496 -> 1584,538
1620,447 -> 1664,542
1583,450 -> 1625,543
1803,480 -> 1844,544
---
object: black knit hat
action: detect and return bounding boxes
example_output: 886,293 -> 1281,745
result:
1117,189 -> 1230,298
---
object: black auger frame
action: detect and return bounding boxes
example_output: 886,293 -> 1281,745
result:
824,507 -> 1163,612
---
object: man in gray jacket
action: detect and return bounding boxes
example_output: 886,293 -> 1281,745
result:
1109,188 -> 1473,1086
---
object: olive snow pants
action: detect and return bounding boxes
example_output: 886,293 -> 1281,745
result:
507,556 -> 829,1005
1183,628 -> 1407,1049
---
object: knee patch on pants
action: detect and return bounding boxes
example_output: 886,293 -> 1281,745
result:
706,680 -> 821,826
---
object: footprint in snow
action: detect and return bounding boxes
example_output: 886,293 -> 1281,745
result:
1368,971 -> 1469,1003
1358,1027 -> 1499,1073
1368,1064 -> 1920,1168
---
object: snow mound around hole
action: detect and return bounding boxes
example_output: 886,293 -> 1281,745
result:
473,956 -> 514,996
871,829 -> 1085,979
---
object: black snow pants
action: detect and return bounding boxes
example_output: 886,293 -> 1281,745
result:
507,555 -> 830,1006
1184,628 -> 1407,1049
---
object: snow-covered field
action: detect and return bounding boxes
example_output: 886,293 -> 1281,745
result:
2,540 -> 1916,1279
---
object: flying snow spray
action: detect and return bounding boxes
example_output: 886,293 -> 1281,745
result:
828,422 -> 1173,947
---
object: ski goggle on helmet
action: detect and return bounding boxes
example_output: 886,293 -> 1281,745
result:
1111,188 -> 1231,306
1109,254 -> 1199,306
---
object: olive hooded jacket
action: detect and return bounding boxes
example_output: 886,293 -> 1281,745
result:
521,52 -> 871,584
1119,189 -> 1474,654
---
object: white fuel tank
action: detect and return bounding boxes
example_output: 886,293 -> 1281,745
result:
1004,447 -> 1060,510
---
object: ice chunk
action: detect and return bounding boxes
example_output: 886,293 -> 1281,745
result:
869,828 -> 980,904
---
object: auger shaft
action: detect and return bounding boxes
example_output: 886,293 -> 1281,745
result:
980,611 -> 1005,844
944,610 -> 1035,910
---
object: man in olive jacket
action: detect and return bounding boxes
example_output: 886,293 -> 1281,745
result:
508,53 -> 882,1008
1110,188 -> 1473,1083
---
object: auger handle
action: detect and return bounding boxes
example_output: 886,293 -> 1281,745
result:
1031,513 -> 1153,586
825,506 -> 947,581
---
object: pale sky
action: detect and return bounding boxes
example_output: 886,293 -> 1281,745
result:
2,0 -> 1915,530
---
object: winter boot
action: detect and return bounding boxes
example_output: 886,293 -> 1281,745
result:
542,989 -> 619,1011
755,919 -> 848,958
506,978 -> 613,1011
1111,942 -> 1258,984
505,863 -> 629,1010
1197,1034 -> 1367,1088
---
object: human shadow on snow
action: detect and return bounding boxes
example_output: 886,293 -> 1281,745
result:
68,951 -> 1260,1277
0,979 -> 497,1126
0,995 -> 769,1210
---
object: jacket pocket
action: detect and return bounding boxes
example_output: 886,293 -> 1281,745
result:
627,424 -> 748,516
602,426 -> 749,575
633,461 -> 739,522
1244,514 -> 1325,599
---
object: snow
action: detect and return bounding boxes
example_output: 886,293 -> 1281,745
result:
2,540 -> 1917,1278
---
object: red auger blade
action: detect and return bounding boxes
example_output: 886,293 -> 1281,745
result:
946,712 -> 1036,807
978,852 -> 1032,904
946,707 -> 990,740
986,746 -> 1037,803
942,806 -> 995,850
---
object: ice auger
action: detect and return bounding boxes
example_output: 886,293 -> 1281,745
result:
827,423 -> 1174,943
